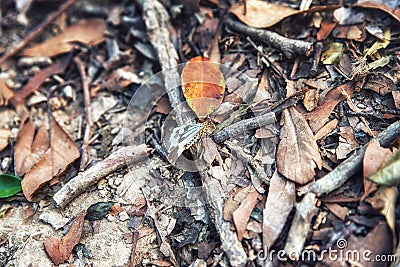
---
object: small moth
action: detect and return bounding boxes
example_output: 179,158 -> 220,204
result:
164,121 -> 210,163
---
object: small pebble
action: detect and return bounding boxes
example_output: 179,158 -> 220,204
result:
113,177 -> 123,186
106,214 -> 116,222
118,211 -> 130,221
97,184 -> 105,190
356,103 -> 366,109
108,178 -> 114,187
63,85 -> 74,100
1,157 -> 11,170
111,127 -> 120,135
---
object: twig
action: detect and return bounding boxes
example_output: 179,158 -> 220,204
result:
129,232 -> 139,267
213,112 -> 276,144
0,0 -> 79,64
299,119 -> 400,197
225,16 -> 313,59
53,144 -> 149,208
74,57 -> 93,170
142,0 -> 183,113
310,42 -> 323,76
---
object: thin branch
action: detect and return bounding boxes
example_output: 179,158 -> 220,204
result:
74,56 -> 93,170
53,144 -> 149,208
299,119 -> 400,196
0,0 -> 79,64
225,16 -> 313,59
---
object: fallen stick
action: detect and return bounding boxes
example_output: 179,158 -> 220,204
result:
299,119 -> 400,196
53,144 -> 148,208
225,16 -> 313,59
0,0 -> 79,64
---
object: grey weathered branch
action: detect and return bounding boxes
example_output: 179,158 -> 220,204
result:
299,119 -> 400,196
53,145 -> 148,208
225,16 -> 313,59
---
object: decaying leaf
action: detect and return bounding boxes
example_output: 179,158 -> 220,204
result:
232,188 -> 260,241
44,211 -> 86,265
277,107 -> 322,185
0,80 -> 14,106
263,171 -> 295,249
21,19 -> 106,57
321,42 -> 344,64
181,56 -> 225,120
14,120 -> 49,176
0,128 -> 11,152
306,82 -> 353,133
229,1 -> 337,29
367,186 -> 398,245
314,119 -> 338,141
10,55 -> 71,106
368,149 -> 400,186
20,115 -> 80,201
362,139 -> 394,199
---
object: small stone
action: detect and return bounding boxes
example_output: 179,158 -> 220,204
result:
49,97 -> 62,110
111,127 -> 120,135
63,85 -> 74,100
356,103 -> 366,109
1,157 -> 11,170
118,211 -> 130,221
113,177 -> 123,186
108,178 -> 114,187
106,214 -> 117,222
98,184 -> 105,190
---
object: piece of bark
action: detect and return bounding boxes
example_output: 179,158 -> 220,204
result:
224,16 -> 313,59
142,0 -> 183,111
53,144 -> 148,207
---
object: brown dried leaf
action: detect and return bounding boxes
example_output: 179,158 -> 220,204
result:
362,140 -> 394,200
336,126 -> 359,160
277,107 -> 322,185
263,171 -> 295,249
21,19 -> 106,57
10,55 -> 71,106
44,211 -> 86,265
303,88 -> 319,111
314,119 -> 338,140
316,21 -> 337,41
232,188 -> 260,241
306,82 -> 353,133
230,1 -> 338,28
21,115 -> 80,201
0,128 -> 11,152
14,120 -> 49,176
0,80 -> 14,106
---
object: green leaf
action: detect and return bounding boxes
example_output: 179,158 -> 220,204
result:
0,174 -> 22,198
368,150 -> 400,186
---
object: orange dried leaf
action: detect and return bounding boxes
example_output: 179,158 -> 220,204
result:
181,56 -> 225,120
0,80 -> 14,106
21,19 -> 106,57
0,129 -> 11,152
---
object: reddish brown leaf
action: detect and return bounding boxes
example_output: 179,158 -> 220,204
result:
21,115 -> 80,201
316,21 -> 337,40
21,19 -> 106,57
277,107 -> 322,185
314,119 -> 338,140
362,139 -> 394,200
147,259 -> 173,267
44,211 -> 86,265
306,82 -> 353,133
181,56 -> 225,120
10,55 -> 71,106
232,188 -> 260,241
263,171 -> 295,249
